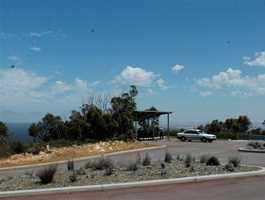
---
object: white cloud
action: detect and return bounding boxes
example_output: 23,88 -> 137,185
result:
197,68 -> 265,96
8,56 -> 21,64
30,46 -> 41,52
115,66 -> 155,87
199,91 -> 212,97
243,51 -> 265,67
114,66 -> 168,90
29,31 -> 53,38
0,68 -> 94,119
156,78 -> 168,90
172,64 -> 184,74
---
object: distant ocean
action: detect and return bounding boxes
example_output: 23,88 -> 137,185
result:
7,123 -> 32,142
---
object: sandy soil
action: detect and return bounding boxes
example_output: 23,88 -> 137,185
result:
0,141 -> 155,168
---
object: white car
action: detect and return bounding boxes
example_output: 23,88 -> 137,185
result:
177,129 -> 216,142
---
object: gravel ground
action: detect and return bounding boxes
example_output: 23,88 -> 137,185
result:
0,156 -> 257,192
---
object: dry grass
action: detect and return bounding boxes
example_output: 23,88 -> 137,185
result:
0,141 -> 155,168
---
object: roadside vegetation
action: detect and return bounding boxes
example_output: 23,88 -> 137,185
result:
0,153 -> 257,191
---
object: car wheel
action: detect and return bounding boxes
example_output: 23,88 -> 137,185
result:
201,137 -> 207,143
181,136 -> 186,142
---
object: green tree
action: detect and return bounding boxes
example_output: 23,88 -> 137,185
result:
111,85 -> 138,139
237,115 -> 251,132
205,120 -> 223,134
0,121 -> 8,144
28,113 -> 65,142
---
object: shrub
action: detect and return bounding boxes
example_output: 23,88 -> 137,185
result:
206,156 -> 220,166
104,166 -> 113,176
228,156 -> 241,168
9,140 -> 26,154
247,142 -> 262,149
127,161 -> 138,171
36,165 -> 57,184
200,155 -> 210,164
91,157 -> 114,170
136,153 -> 141,165
69,171 -> 77,182
164,152 -> 173,163
184,154 -> 192,168
84,161 -> 93,169
76,168 -> 86,175
225,163 -> 235,172
142,153 -> 151,166
0,144 -> 11,158
160,163 -> 167,176
67,160 -> 75,171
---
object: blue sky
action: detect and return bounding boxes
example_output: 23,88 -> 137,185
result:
1,0 -> 265,124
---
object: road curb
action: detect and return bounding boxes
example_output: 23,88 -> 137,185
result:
238,148 -> 265,153
0,166 -> 264,198
0,145 -> 166,172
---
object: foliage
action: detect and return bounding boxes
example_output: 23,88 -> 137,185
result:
0,121 -> 8,144
67,160 -> 75,171
200,154 -> 210,164
142,153 -> 151,166
164,152 -> 173,163
199,115 -> 252,139
104,165 -> 113,176
29,86 -> 138,142
29,114 -> 65,142
228,156 -> 241,168
36,165 -> 57,184
91,157 -> 114,170
184,154 -> 192,168
8,140 -> 26,154
225,163 -> 235,172
127,161 -> 138,171
69,171 -> 77,182
206,156 -> 220,166
76,167 -> 86,175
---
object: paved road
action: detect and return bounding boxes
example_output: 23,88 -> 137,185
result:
1,140 -> 265,177
1,140 -> 265,199
2,176 -> 265,200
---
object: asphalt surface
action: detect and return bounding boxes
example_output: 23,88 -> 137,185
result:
1,140 -> 265,177
1,176 -> 265,200
1,139 -> 265,199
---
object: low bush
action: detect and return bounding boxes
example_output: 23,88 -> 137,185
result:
67,160 -> 75,171
247,142 -> 262,149
160,163 -> 167,176
36,165 -> 57,184
91,157 -> 114,170
206,156 -> 220,166
142,153 -> 151,166
164,152 -> 173,163
84,161 -> 93,169
69,171 -> 77,182
127,161 -> 138,171
9,140 -> 26,154
104,166 -> 113,176
228,156 -> 241,168
200,154 -> 210,164
26,142 -> 44,155
184,154 -> 192,168
225,163 -> 235,172
0,144 -> 11,158
76,168 -> 86,175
